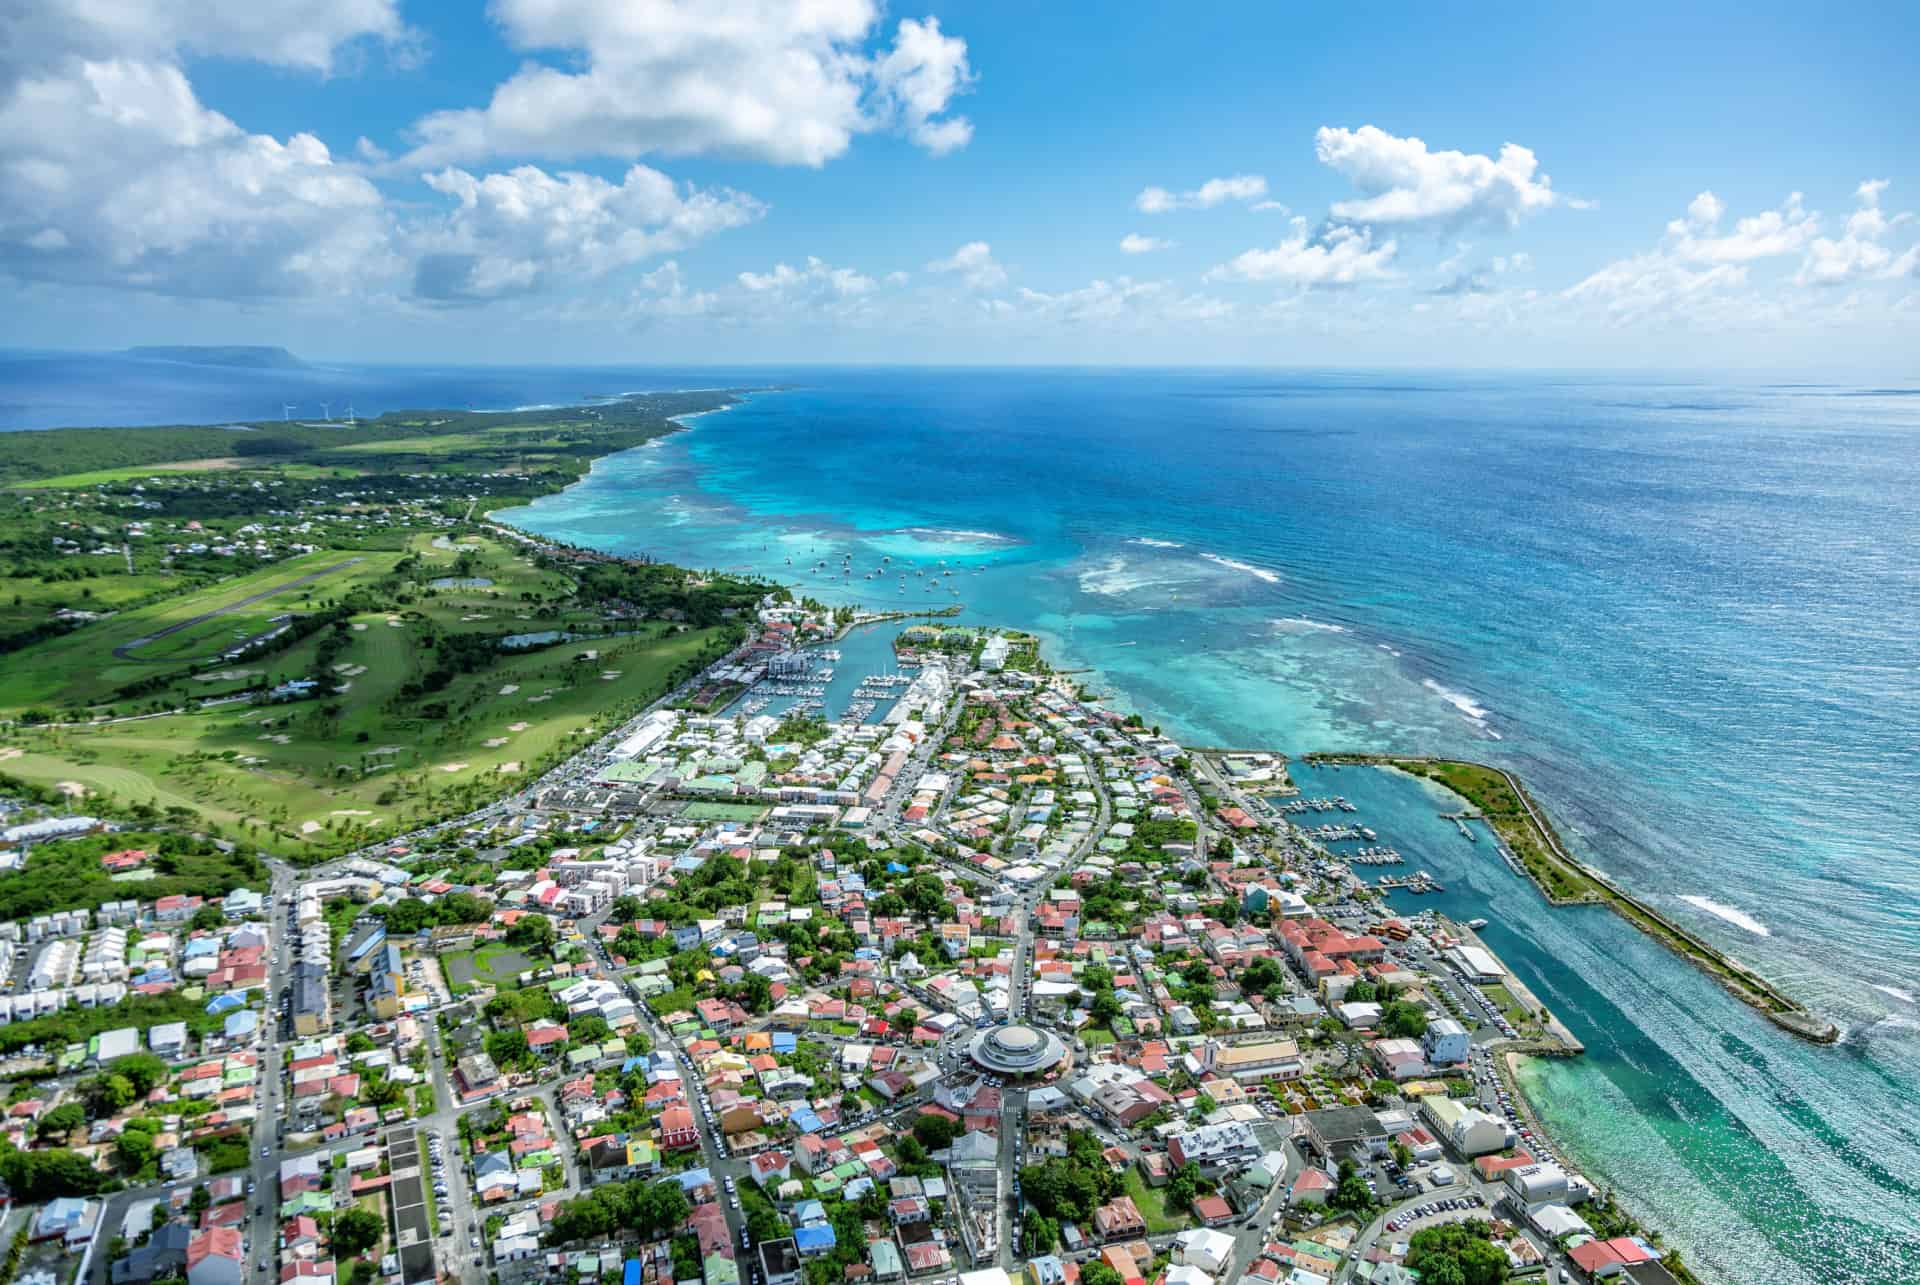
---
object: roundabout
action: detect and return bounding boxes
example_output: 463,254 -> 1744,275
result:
968,1022 -> 1067,1076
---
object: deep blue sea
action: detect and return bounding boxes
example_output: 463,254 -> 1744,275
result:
6,352 -> 1920,1283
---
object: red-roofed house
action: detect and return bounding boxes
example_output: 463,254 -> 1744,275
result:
659,1107 -> 699,1151
187,1227 -> 244,1285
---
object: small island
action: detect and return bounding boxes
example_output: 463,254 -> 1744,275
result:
123,345 -> 310,369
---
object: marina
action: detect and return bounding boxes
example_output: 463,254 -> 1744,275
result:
1278,795 -> 1359,814
1375,870 -> 1445,894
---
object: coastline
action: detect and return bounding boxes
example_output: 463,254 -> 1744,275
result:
487,390 -> 1837,1049
1305,752 -> 1839,1044
11,384 -> 1904,1283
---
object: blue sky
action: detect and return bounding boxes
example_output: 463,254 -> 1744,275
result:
1,1 -> 1915,369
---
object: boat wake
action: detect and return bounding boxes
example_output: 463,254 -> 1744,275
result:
1870,983 -> 1917,1005
1128,537 -> 1185,549
1677,895 -> 1771,937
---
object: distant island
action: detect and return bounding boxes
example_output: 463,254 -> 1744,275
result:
124,345 -> 308,370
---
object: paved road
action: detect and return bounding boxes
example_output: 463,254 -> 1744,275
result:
111,557 -> 367,661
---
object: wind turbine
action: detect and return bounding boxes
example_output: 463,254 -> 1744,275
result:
345,402 -> 357,427
282,403 -> 296,422
319,401 -> 332,422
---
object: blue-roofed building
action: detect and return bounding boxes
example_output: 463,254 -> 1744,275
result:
204,992 -> 244,1014
787,1106 -> 825,1135
676,1167 -> 713,1192
793,1225 -> 836,1257
622,1260 -> 642,1285
224,1010 -> 258,1040
770,1033 -> 797,1054
183,936 -> 220,960
345,922 -> 387,969
793,1200 -> 827,1227
885,861 -> 910,874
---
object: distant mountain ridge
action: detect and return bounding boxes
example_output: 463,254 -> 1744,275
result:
125,345 -> 308,370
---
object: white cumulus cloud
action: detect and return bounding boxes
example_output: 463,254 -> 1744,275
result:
1135,174 -> 1268,214
1208,223 -> 1397,287
739,257 -> 877,297
1664,191 -> 1817,263
927,241 -> 1006,290
0,0 -> 411,80
403,0 -> 974,168
1315,125 -> 1562,229
1119,234 -> 1173,254
0,58 -> 394,297
410,163 -> 763,303
1795,180 -> 1917,286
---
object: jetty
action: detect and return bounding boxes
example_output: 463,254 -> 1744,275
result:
1306,752 -> 1840,1044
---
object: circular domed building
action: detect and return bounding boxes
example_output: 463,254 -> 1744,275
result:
968,1023 -> 1068,1077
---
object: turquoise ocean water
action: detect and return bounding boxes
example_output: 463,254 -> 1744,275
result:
492,371 -> 1920,1285
3,356 -> 1917,1281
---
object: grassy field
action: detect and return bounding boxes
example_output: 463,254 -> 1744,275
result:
1121,1168 -> 1189,1234
0,550 -> 401,709
443,945 -> 538,993
0,571 -> 184,636
0,532 -> 732,853
12,460 -> 369,489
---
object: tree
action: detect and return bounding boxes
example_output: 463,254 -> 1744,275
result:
571,1014 -> 612,1045
1404,1221 -> 1508,1285
508,915 -> 557,950
109,1052 -> 168,1091
87,1073 -> 135,1114
1166,1162 -> 1203,1213
34,1103 -> 85,1139
1081,1262 -> 1123,1285
0,1147 -> 107,1200
1022,1212 -> 1059,1255
1347,978 -> 1378,1004
1241,957 -> 1284,997
332,1208 -> 386,1257
188,1184 -> 212,1213
1327,1159 -> 1373,1217
1380,1000 -> 1428,1040
1192,1093 -> 1217,1117
911,1114 -> 957,1150
115,1126 -> 157,1174
190,904 -> 226,933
